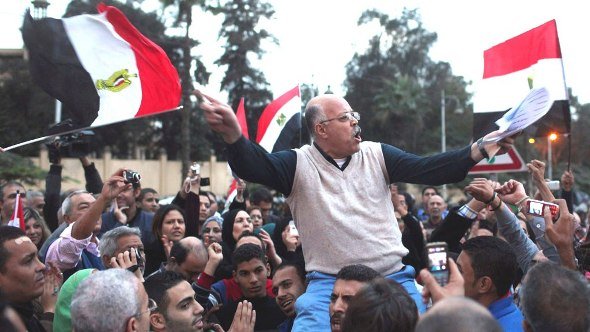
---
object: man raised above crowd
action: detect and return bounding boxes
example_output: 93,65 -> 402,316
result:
197,91 -> 514,331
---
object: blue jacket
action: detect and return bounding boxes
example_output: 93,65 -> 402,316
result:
488,295 -> 524,332
99,208 -> 154,245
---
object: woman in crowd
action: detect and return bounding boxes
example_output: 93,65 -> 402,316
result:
144,204 -> 187,275
201,215 -> 223,247
23,207 -> 50,250
248,206 -> 264,231
214,209 -> 254,280
271,218 -> 304,270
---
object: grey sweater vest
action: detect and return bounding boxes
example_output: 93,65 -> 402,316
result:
286,142 -> 408,275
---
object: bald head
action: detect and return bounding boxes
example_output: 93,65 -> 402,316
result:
416,297 -> 501,332
305,95 -> 352,137
179,236 -> 208,262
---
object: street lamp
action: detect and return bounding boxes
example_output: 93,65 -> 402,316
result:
547,132 -> 558,179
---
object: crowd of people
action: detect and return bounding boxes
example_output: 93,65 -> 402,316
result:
0,92 -> 588,332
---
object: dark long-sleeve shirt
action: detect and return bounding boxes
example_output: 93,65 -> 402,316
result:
227,136 -> 477,196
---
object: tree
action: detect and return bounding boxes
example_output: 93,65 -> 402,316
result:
212,0 -> 276,152
0,152 -> 46,185
344,8 -> 471,154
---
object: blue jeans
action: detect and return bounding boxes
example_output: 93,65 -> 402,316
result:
292,265 -> 426,332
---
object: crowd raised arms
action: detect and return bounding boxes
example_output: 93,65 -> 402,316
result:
0,94 -> 588,332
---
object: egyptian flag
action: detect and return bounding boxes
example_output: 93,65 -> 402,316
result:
473,20 -> 570,138
21,4 -> 181,132
7,191 -> 25,231
256,85 -> 302,153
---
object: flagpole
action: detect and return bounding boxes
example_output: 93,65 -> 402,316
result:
2,106 -> 183,152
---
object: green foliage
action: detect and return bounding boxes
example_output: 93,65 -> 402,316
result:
0,58 -> 55,156
214,0 -> 276,144
0,152 -> 46,185
344,8 -> 471,155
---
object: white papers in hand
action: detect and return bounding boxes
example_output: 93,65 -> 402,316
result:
483,87 -> 552,144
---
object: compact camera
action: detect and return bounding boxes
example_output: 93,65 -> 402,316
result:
190,162 -> 210,187
123,170 -> 141,185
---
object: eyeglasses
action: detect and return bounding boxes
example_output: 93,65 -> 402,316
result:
135,298 -> 158,317
319,111 -> 360,124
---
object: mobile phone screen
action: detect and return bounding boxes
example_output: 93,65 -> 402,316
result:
427,244 -> 449,286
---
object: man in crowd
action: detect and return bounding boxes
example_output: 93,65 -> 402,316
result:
26,190 -> 45,215
100,174 -> 154,245
423,194 -> 447,239
198,192 -> 211,227
0,226 -> 53,331
457,236 -> 523,331
340,278 -> 418,332
415,296 -> 502,332
215,244 -> 285,330
520,261 -> 590,332
144,271 -> 205,331
46,169 -> 139,279
272,262 -> 307,332
138,188 -> 160,214
251,187 -> 279,224
197,90 -> 514,331
71,268 -> 151,332
416,186 -> 439,221
329,264 -> 380,332
0,181 -> 26,225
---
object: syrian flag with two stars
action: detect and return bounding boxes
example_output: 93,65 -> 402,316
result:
7,191 -> 25,231
21,3 -> 181,133
473,19 -> 570,139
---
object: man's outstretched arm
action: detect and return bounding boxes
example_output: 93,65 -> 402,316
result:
196,90 -> 296,195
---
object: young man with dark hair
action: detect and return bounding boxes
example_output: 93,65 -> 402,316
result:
457,236 -> 523,331
143,271 -> 205,331
100,177 -> 154,245
215,244 -> 285,330
0,226 -> 52,331
341,278 -> 418,332
416,186 -> 439,221
250,187 -> 279,224
520,261 -> 590,332
137,188 -> 159,214
272,262 -> 307,332
328,264 -> 380,332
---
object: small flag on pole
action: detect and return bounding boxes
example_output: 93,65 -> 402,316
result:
7,191 -> 25,230
473,19 -> 570,139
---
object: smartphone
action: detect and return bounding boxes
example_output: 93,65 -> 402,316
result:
288,220 -> 299,237
133,247 -> 144,269
526,199 -> 559,220
425,242 -> 449,286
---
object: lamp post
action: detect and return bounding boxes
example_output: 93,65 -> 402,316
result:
547,133 -> 557,179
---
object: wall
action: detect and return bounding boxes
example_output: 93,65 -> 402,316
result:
29,147 -> 234,197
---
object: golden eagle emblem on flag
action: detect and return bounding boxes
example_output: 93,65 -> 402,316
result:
96,69 -> 137,92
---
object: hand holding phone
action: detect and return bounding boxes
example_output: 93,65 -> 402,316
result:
526,199 -> 559,221
425,242 -> 449,286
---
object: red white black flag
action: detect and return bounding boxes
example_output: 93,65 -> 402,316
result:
256,85 -> 302,153
473,20 -> 570,138
7,191 -> 25,230
21,4 -> 181,132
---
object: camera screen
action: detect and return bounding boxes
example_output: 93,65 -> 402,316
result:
428,246 -> 448,272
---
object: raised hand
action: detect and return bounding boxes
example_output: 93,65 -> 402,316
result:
195,90 -> 242,144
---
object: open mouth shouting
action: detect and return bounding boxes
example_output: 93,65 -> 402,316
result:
353,126 -> 362,142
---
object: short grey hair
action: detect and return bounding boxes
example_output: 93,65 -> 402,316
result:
71,269 -> 141,332
304,104 -> 325,138
26,190 -> 44,200
61,190 -> 90,217
99,227 -> 142,259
